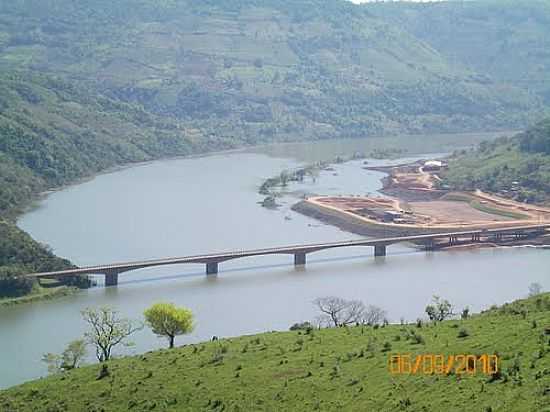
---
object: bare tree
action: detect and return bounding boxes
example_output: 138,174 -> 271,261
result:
362,305 -> 387,326
313,296 -> 366,327
81,306 -> 142,362
528,282 -> 543,297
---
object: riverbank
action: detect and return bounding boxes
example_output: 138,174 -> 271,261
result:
2,292 -> 549,411
294,197 -> 550,247
0,285 -> 77,307
290,153 -> 550,243
3,132 -> 502,304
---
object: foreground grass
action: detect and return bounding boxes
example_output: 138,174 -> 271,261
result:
2,295 -> 550,412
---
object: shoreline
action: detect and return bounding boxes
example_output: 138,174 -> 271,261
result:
15,129 -> 512,220
0,286 -> 77,308
1,130 -> 517,306
292,200 -> 550,249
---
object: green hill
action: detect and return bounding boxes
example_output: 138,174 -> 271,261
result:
443,118 -> 550,204
1,293 -> 549,411
0,0 -> 544,139
0,72 -> 206,300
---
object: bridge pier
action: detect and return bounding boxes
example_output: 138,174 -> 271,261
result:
206,262 -> 219,275
294,253 -> 307,266
425,239 -> 435,251
374,245 -> 386,257
104,271 -> 119,287
449,235 -> 459,246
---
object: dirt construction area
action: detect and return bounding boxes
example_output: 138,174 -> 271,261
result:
408,200 -> 513,225
307,190 -> 550,230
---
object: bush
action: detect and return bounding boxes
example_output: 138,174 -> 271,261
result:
457,329 -> 470,338
412,332 -> 425,345
289,322 -> 313,332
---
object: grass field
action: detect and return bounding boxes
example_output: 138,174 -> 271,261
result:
1,294 -> 550,411
441,193 -> 530,221
470,201 -> 529,221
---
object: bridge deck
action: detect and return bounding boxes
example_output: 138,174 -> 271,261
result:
23,224 -> 549,279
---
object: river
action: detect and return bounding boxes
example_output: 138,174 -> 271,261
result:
1,133 -> 548,389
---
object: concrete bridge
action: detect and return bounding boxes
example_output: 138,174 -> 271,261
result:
24,224 -> 550,286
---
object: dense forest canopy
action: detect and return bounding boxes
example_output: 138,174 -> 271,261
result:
1,0 -> 550,298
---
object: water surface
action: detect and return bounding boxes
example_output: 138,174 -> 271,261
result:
1,134 -> 546,389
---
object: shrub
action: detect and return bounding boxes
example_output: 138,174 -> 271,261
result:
289,322 -> 313,331
425,296 -> 453,322
412,332 -> 425,345
457,329 -> 470,338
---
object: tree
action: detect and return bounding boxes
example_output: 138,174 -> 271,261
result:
61,339 -> 87,370
42,339 -> 87,374
81,306 -> 142,362
425,296 -> 453,322
528,282 -> 543,297
313,296 -> 366,327
362,305 -> 387,326
41,353 -> 62,375
144,303 -> 194,349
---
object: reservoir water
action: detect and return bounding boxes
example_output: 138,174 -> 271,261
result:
1,134 -> 548,389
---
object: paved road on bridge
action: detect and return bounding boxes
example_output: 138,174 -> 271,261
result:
23,224 -> 549,286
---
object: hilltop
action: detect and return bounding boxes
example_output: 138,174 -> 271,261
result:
1,293 -> 549,411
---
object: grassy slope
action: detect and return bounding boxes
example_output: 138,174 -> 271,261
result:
443,125 -> 550,204
1,294 -> 550,411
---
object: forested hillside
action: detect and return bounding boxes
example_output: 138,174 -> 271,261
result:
0,0 -> 543,140
368,0 -> 550,104
1,0 -> 550,299
444,119 -> 550,204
